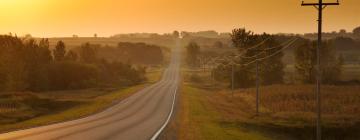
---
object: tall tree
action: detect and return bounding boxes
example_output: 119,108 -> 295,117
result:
53,41 -> 66,61
260,35 -> 285,85
295,39 -> 342,84
230,28 -> 260,88
186,42 -> 200,67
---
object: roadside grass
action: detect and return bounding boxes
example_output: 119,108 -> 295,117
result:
0,68 -> 163,133
179,84 -> 273,140
172,68 -> 276,140
176,68 -> 360,140
146,67 -> 164,83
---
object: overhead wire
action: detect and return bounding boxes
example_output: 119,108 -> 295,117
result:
242,38 -> 298,66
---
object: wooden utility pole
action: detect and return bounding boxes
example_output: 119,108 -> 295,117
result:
255,58 -> 259,116
231,63 -> 234,99
301,1 -> 339,140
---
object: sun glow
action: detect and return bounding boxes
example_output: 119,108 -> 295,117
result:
0,0 -> 358,37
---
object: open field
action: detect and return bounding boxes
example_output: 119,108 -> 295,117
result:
0,69 -> 163,133
166,68 -> 360,140
284,64 -> 360,82
41,37 -> 176,50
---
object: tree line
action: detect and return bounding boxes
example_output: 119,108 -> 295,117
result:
186,28 -> 344,88
70,42 -> 165,65
0,35 -> 146,92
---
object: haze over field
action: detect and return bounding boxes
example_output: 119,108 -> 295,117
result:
0,0 -> 359,37
0,0 -> 359,140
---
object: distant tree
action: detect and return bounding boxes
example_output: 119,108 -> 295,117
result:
231,28 -> 257,49
23,39 -> 52,91
0,36 -> 28,91
24,34 -> 32,39
79,43 -> 98,64
53,41 -> 66,61
48,62 -> 99,90
38,38 -> 53,63
229,28 -> 260,88
260,35 -> 285,85
331,37 -> 356,51
295,40 -> 342,84
353,26 -> 360,36
94,33 -> 98,38
181,31 -> 190,38
186,42 -> 200,67
173,30 -> 180,38
339,29 -> 347,35
65,50 -> 78,61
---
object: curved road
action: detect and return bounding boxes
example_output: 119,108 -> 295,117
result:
0,43 -> 181,140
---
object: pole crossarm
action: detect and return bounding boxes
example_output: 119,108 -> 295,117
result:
301,2 -> 339,6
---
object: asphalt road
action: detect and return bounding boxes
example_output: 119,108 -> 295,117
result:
0,43 -> 181,140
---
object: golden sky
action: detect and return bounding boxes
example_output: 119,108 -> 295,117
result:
0,0 -> 359,37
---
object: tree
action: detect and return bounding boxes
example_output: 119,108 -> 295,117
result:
339,29 -> 347,34
79,43 -> 98,64
23,39 -> 52,91
295,39 -> 342,84
260,35 -> 285,85
181,31 -> 190,38
173,30 -> 180,38
53,41 -> 66,61
0,36 -> 28,91
353,26 -> 360,37
229,28 -> 260,88
66,50 -> 78,61
186,42 -> 200,67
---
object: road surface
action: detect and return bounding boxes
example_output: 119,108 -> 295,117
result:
0,43 -> 181,140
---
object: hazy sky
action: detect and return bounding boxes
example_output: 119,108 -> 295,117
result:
0,0 -> 359,37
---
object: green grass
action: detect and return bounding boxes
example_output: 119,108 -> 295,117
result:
178,82 -> 273,140
0,85 -> 146,133
0,68 -> 164,133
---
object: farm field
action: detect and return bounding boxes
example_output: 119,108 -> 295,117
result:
164,69 -> 360,140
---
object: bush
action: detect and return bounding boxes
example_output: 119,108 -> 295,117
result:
48,62 -> 99,90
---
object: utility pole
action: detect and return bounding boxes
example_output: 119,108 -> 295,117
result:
255,57 -> 259,116
231,63 -> 234,99
301,1 -> 339,140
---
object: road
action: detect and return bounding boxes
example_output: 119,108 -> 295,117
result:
0,43 -> 181,140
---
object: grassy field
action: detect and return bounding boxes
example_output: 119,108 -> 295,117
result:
0,68 -> 163,133
167,68 -> 360,140
173,84 -> 276,140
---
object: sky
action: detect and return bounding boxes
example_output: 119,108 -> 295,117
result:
0,0 -> 359,37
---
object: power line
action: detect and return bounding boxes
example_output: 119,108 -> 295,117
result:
238,37 -> 271,56
242,38 -> 298,66
239,37 -> 297,59
301,1 -> 339,140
